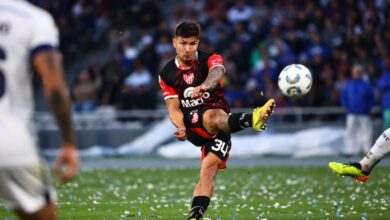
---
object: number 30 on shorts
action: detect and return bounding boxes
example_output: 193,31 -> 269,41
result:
211,139 -> 229,157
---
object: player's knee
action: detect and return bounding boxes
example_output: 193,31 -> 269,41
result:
204,109 -> 217,125
204,109 -> 226,128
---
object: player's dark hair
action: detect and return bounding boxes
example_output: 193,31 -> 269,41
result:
174,20 -> 200,38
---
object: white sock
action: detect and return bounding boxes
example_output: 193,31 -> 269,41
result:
360,128 -> 390,173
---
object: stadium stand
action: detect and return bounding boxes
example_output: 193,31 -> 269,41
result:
29,0 -> 388,148
30,0 -> 390,111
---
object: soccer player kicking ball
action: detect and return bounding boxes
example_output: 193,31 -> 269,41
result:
158,20 -> 275,220
329,128 -> 390,182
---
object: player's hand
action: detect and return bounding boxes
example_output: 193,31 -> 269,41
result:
191,84 -> 207,99
53,144 -> 80,183
174,127 -> 187,141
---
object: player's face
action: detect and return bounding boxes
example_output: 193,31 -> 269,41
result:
173,36 -> 199,65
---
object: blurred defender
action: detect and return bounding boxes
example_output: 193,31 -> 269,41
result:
159,20 -> 275,219
0,1 -> 79,220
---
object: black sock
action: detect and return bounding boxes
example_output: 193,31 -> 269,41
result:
188,196 -> 210,219
228,112 -> 252,133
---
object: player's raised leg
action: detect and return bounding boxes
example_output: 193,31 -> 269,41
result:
202,99 -> 276,134
329,128 -> 390,182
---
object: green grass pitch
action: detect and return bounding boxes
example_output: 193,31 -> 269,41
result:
1,166 -> 390,219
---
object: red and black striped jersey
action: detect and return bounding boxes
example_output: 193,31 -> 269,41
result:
159,50 -> 230,114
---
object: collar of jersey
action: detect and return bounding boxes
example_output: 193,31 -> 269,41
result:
175,51 -> 198,70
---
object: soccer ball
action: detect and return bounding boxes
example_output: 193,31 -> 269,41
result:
278,64 -> 312,98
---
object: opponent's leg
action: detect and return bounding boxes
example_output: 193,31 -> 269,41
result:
188,153 -> 221,220
329,128 -> 390,182
359,128 -> 390,173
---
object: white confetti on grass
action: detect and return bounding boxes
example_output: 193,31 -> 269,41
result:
50,167 -> 390,219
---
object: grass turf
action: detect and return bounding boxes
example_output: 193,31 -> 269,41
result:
1,166 -> 390,219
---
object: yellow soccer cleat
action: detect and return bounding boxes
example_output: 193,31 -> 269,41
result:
252,99 -> 276,131
328,162 -> 369,183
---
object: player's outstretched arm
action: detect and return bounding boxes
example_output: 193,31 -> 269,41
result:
192,66 -> 225,98
32,49 -> 79,183
165,98 -> 187,141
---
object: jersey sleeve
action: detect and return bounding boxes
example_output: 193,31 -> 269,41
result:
29,11 -> 59,57
207,54 -> 225,87
159,76 -> 178,100
207,54 -> 225,70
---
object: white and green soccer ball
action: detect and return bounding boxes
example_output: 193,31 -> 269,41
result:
278,64 -> 312,98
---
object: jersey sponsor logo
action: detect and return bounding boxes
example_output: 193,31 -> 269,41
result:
183,72 -> 194,84
181,87 -> 210,108
183,87 -> 194,98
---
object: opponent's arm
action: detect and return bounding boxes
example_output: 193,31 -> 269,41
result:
192,65 -> 225,98
33,49 -> 79,183
165,98 -> 187,141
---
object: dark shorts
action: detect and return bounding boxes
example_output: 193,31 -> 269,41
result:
184,108 -> 232,169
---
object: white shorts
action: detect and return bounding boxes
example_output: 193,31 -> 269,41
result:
0,161 -> 57,214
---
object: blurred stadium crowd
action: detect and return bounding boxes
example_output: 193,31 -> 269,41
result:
30,0 -> 390,112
